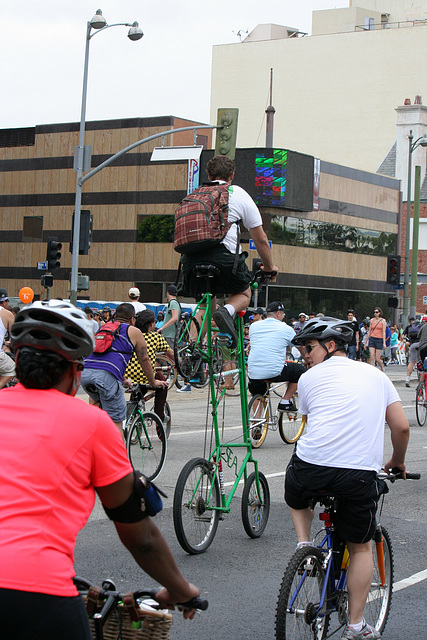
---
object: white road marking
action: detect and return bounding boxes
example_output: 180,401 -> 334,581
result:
393,569 -> 427,592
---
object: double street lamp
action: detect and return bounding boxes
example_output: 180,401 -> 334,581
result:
70,10 -> 143,305
402,129 -> 427,325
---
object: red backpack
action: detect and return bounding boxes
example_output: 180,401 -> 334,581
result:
93,321 -> 122,354
173,182 -> 230,254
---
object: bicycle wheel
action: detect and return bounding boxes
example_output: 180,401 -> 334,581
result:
364,526 -> 393,634
415,380 -> 427,426
241,471 -> 270,538
174,316 -> 202,380
248,394 -> 269,448
173,457 -> 221,554
275,546 -> 330,640
278,414 -> 306,445
155,355 -> 176,391
126,411 -> 167,482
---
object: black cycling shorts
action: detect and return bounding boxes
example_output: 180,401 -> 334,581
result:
181,244 -> 251,300
248,362 -> 305,397
285,453 -> 386,544
0,589 -> 92,640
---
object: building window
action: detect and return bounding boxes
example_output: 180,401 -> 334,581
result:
269,215 -> 396,257
137,214 -> 174,243
0,128 -> 35,148
23,216 -> 43,241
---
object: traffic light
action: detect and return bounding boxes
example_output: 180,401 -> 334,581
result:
386,255 -> 401,285
41,274 -> 54,288
46,237 -> 62,271
70,210 -> 93,255
215,108 -> 239,159
388,297 -> 399,308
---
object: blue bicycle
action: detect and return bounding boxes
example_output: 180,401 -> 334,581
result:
275,469 -> 420,640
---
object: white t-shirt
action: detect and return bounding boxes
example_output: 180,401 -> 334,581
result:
248,317 -> 296,380
130,300 -> 146,314
296,357 -> 401,471
216,182 -> 263,254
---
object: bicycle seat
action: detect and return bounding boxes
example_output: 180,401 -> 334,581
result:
192,264 -> 221,279
303,492 -> 338,510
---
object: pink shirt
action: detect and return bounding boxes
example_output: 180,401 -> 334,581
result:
0,384 -> 132,596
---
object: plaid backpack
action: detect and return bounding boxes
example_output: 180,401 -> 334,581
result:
173,182 -> 231,254
93,320 -> 122,353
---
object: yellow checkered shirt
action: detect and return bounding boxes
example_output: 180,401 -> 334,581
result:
125,331 -> 170,384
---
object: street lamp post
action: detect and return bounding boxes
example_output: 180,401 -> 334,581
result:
402,130 -> 427,325
70,10 -> 143,306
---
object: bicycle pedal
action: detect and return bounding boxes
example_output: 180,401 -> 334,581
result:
217,332 -> 232,347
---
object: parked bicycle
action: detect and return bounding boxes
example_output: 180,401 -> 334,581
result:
275,468 -> 420,640
173,266 -> 275,554
248,380 -> 306,448
415,360 -> 427,426
74,576 -> 208,640
124,383 -> 167,481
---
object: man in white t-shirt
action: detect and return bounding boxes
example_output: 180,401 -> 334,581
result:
128,287 -> 146,314
248,301 -> 305,411
285,317 -> 409,640
181,156 -> 278,348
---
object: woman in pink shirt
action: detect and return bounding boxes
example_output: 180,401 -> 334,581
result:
0,300 -> 199,640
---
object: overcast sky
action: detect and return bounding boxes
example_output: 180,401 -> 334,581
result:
0,1 -> 348,129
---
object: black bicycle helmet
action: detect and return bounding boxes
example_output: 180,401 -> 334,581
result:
291,316 -> 354,347
11,300 -> 95,361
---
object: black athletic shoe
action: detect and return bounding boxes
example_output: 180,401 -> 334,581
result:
212,306 -> 238,349
278,400 -> 297,412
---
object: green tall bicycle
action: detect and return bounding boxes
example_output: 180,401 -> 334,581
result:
172,265 -> 274,554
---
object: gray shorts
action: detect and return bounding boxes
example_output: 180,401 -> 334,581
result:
80,367 -> 126,423
0,350 -> 15,377
409,342 -> 419,363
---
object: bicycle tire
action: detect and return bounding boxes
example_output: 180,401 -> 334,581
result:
364,526 -> 393,634
174,316 -> 202,381
248,394 -> 269,448
173,457 -> 220,555
155,355 -> 177,391
278,414 -> 306,445
126,411 -> 167,482
275,546 -> 330,640
241,471 -> 270,538
415,380 -> 427,426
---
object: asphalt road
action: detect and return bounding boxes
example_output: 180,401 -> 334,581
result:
74,363 -> 427,639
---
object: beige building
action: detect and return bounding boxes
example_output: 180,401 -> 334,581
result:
210,0 -> 427,174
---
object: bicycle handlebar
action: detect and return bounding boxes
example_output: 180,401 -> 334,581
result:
250,269 -> 278,288
379,467 -> 421,482
74,576 -> 208,612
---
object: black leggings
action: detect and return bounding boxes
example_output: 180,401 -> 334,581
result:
0,589 -> 92,640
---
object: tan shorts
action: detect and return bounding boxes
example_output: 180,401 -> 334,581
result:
0,349 -> 16,377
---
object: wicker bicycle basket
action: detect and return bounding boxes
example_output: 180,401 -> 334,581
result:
83,588 -> 173,640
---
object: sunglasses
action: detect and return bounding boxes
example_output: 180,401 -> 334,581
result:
304,343 -> 318,354
374,310 -> 380,313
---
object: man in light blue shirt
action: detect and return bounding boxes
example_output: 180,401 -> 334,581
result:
248,301 -> 305,411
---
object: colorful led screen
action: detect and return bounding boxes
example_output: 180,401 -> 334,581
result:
255,150 -> 287,206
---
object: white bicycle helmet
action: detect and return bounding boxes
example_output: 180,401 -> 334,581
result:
11,300 -> 95,361
291,316 -> 354,347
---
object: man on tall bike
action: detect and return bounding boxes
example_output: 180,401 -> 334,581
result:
284,317 -> 409,640
180,155 -> 278,348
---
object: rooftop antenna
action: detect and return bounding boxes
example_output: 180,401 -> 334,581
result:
232,28 -> 248,41
265,68 -> 275,148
